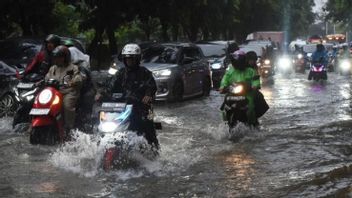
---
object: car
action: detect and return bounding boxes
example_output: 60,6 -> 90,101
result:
196,41 -> 237,88
0,37 -> 85,71
142,43 -> 211,101
0,38 -> 42,70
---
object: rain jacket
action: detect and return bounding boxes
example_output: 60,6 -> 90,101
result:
312,50 -> 328,66
220,65 -> 261,125
25,50 -> 53,76
45,63 -> 83,96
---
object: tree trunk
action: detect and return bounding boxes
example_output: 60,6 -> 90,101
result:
161,21 -> 170,42
106,26 -> 117,55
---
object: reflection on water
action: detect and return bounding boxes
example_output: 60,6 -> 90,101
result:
217,149 -> 255,194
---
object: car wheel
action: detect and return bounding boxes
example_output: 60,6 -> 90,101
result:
0,93 -> 17,117
202,76 -> 211,96
172,81 -> 183,102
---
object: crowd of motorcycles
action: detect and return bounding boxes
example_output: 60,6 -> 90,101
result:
1,44 -> 351,171
0,63 -> 161,170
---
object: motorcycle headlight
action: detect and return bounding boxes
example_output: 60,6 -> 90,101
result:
153,69 -> 172,78
38,89 -> 53,105
264,59 -> 270,65
211,63 -> 222,70
278,57 -> 291,70
297,54 -> 303,59
108,67 -> 118,75
100,122 -> 118,133
340,61 -> 351,71
230,85 -> 244,94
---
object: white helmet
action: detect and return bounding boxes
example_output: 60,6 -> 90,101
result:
121,43 -> 141,57
121,43 -> 141,68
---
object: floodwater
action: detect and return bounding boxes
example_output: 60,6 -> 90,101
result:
1,72 -> 352,197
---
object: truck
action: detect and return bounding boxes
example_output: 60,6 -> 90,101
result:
246,31 -> 284,46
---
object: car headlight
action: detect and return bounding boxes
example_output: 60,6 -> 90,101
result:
108,67 -> 118,75
340,61 -> 351,71
278,58 -> 291,70
264,59 -> 270,65
153,69 -> 172,78
211,63 -> 222,70
38,89 -> 53,105
230,85 -> 244,94
297,54 -> 303,59
100,121 -> 118,133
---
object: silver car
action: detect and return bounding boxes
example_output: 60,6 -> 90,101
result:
141,43 -> 211,101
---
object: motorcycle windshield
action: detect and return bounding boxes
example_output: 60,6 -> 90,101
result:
98,106 -> 132,133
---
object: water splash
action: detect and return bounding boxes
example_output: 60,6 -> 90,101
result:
0,117 -> 13,133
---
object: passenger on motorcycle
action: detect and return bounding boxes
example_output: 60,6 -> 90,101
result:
219,50 -> 261,126
96,44 -> 160,149
24,34 -> 61,76
63,39 -> 96,120
45,45 -> 83,131
246,51 -> 259,72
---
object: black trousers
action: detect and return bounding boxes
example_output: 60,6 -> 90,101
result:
129,108 -> 159,149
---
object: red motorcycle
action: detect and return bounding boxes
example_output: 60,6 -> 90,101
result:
29,79 -> 65,145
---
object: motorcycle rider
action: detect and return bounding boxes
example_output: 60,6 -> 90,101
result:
308,44 -> 328,80
24,34 -> 61,76
95,43 -> 160,149
219,50 -> 261,126
45,45 -> 83,132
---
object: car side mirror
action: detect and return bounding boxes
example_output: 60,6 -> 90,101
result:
182,57 -> 195,65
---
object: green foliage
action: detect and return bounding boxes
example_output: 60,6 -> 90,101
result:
52,1 -> 80,36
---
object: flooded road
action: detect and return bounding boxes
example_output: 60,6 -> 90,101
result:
1,72 -> 352,197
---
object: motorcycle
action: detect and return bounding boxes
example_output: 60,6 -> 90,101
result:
220,83 -> 255,131
308,62 -> 327,81
12,73 -> 44,128
0,62 -> 18,117
337,58 -> 352,75
293,53 -> 306,73
96,93 -> 161,171
258,58 -> 274,78
29,79 -> 65,145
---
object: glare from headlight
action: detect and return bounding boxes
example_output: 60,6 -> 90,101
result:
100,122 -> 118,133
211,63 -> 222,69
278,58 -> 291,70
231,85 -> 244,94
297,54 -> 303,59
264,59 -> 270,65
153,69 -> 172,78
38,89 -> 53,105
340,61 -> 351,71
108,67 -> 118,75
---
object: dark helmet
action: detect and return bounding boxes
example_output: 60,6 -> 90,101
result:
316,44 -> 325,52
45,34 -> 61,47
52,45 -> 71,64
230,50 -> 247,70
246,51 -> 258,61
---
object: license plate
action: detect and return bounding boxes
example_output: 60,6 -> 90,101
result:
29,108 -> 50,115
17,82 -> 34,89
227,96 -> 246,101
102,103 -> 126,108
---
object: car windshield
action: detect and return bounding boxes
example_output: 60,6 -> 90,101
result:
142,46 -> 178,64
197,44 -> 225,58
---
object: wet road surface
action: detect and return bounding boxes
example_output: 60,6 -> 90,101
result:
1,72 -> 352,197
